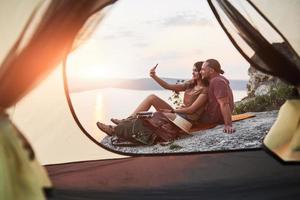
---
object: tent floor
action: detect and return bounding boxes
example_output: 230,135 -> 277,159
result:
46,149 -> 300,200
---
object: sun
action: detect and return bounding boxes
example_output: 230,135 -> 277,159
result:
66,44 -> 122,80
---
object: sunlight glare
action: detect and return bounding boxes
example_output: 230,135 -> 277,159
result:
67,50 -> 124,80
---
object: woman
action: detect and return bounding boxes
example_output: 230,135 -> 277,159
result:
96,61 -> 209,136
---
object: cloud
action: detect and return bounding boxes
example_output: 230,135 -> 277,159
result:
101,31 -> 150,49
161,12 -> 211,27
145,51 -> 183,63
144,11 -> 212,28
97,11 -> 212,50
101,30 -> 136,40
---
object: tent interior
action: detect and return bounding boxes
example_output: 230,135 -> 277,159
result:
1,0 -> 300,199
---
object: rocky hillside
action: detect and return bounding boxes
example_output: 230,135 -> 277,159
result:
234,46 -> 296,114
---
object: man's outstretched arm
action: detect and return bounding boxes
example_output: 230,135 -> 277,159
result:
217,96 -> 235,134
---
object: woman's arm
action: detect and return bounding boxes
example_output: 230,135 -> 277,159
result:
150,65 -> 186,92
174,90 -> 208,114
152,75 -> 186,92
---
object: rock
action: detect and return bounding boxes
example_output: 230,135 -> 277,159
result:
100,110 -> 278,154
236,43 -> 296,112
247,63 -> 283,97
247,66 -> 271,97
254,84 -> 272,96
246,42 -> 297,98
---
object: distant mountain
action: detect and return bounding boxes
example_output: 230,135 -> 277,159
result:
69,78 -> 247,92
228,79 -> 248,91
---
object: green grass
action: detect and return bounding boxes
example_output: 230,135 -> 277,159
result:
234,85 -> 295,114
169,144 -> 183,150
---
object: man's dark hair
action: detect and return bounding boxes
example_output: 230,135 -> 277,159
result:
205,59 -> 224,74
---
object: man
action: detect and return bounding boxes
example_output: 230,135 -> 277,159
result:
200,59 -> 235,133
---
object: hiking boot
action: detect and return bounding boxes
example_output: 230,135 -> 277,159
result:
110,118 -> 124,125
96,122 -> 115,136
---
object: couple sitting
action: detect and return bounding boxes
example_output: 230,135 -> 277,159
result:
97,59 -> 235,144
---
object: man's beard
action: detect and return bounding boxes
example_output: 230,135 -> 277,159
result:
203,77 -> 210,82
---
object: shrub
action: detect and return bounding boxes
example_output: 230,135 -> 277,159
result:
233,85 -> 295,114
169,144 -> 183,150
168,80 -> 185,107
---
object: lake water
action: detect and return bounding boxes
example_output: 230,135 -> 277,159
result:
70,88 -> 247,141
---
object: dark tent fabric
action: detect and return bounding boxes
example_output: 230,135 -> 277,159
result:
0,1 -> 117,199
47,150 -> 300,200
207,0 -> 300,161
208,0 -> 300,85
0,0 -> 117,108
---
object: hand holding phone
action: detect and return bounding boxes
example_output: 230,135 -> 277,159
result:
150,63 -> 158,77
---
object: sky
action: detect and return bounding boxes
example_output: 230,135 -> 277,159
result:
67,0 -> 252,81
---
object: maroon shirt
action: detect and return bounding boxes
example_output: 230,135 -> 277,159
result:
200,75 -> 234,124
